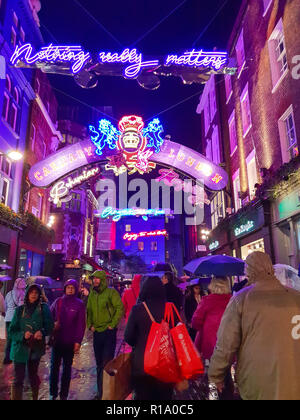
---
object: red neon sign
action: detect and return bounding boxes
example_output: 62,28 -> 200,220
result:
123,230 -> 167,241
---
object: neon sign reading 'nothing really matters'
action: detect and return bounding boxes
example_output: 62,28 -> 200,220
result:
10,43 -> 228,77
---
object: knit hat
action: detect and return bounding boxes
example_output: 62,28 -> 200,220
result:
91,270 -> 107,282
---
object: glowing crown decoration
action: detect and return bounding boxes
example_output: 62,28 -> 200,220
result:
89,115 -> 164,176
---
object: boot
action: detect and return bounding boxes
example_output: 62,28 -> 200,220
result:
32,386 -> 39,401
11,385 -> 23,400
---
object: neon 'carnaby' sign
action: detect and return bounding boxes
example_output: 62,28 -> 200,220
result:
10,43 -> 228,78
27,114 -> 228,191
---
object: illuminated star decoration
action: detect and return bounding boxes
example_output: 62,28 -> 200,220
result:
88,116 -> 164,175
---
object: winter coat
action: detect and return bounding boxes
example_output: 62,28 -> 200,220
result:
0,291 -> 4,315
122,275 -> 142,322
9,302 -> 54,363
164,282 -> 183,312
184,294 -> 201,324
87,276 -> 124,332
51,280 -> 86,347
192,293 -> 231,360
208,281 -> 300,400
124,276 -> 166,377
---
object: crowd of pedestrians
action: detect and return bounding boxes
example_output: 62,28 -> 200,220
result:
1,250 -> 300,400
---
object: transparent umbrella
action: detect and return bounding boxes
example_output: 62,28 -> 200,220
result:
274,264 -> 300,292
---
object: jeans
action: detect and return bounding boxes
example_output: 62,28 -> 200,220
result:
93,329 -> 117,399
4,322 -> 11,362
13,359 -> 41,390
50,344 -> 74,400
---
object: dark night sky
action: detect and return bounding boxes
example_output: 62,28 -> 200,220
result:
39,0 -> 242,150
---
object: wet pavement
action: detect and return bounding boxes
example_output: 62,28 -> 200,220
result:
0,322 -> 127,401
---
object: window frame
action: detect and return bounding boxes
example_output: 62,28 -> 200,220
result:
240,84 -> 252,137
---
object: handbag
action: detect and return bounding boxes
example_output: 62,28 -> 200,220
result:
143,302 -> 182,384
102,342 -> 132,400
166,302 -> 204,379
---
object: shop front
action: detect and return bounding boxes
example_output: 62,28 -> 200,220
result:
229,202 -> 273,261
272,185 -> 300,268
207,222 -> 231,256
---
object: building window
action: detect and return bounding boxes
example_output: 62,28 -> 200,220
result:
240,84 -> 252,137
268,19 -> 288,92
13,11 -> 18,27
211,125 -> 220,164
36,78 -> 40,95
236,29 -> 246,77
0,178 -> 9,205
151,241 -> 158,251
263,0 -> 273,16
246,151 -> 258,200
31,124 -> 36,151
2,76 -> 11,121
138,242 -> 144,251
125,241 -> 131,247
206,138 -> 212,161
209,89 -> 217,121
20,26 -> 25,42
0,156 -> 12,177
233,170 -> 241,211
204,100 -> 210,135
70,193 -> 81,212
11,27 -> 16,47
225,75 -> 233,103
210,191 -> 225,229
125,224 -> 131,232
229,111 -> 237,155
278,105 -> 298,162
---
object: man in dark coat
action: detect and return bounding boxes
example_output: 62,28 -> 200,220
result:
162,272 -> 183,312
124,276 -> 174,400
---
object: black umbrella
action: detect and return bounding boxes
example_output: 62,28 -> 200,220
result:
153,262 -> 173,272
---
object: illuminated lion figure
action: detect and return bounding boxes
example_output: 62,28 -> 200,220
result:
89,119 -> 119,156
143,118 -> 164,153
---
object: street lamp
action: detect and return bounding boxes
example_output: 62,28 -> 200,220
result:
0,150 -> 23,161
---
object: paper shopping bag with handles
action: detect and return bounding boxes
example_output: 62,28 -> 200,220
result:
143,302 -> 182,383
102,352 -> 132,400
166,302 -> 204,379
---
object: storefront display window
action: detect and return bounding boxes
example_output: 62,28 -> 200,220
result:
0,242 -> 9,266
18,248 -> 45,278
241,238 -> 265,260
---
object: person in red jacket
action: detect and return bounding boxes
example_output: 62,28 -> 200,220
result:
122,274 -> 142,323
192,277 -> 231,362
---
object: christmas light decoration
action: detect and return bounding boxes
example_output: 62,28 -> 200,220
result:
123,229 -> 167,241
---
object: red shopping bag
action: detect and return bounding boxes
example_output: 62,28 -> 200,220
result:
166,302 -> 204,379
143,302 -> 182,383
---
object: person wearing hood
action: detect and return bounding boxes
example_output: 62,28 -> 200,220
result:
3,278 -> 27,365
124,276 -> 174,400
87,270 -> 124,400
162,271 -> 183,312
208,251 -> 300,400
9,284 -> 54,400
49,279 -> 86,400
122,274 -> 142,322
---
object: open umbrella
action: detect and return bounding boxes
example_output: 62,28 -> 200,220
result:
184,255 -> 245,276
274,264 -> 300,292
0,264 -> 12,270
0,275 -> 11,282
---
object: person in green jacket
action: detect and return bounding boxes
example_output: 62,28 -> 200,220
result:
87,270 -> 124,399
9,284 -> 54,400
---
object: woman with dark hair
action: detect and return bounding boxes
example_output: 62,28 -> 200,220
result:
9,284 -> 54,400
124,276 -> 174,400
184,281 -> 203,341
162,271 -> 183,312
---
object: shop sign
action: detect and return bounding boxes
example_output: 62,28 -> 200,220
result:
278,190 -> 300,221
49,167 -> 100,205
98,207 -> 166,221
234,220 -> 255,237
123,229 -> 167,241
11,43 -> 228,77
209,241 -> 219,251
